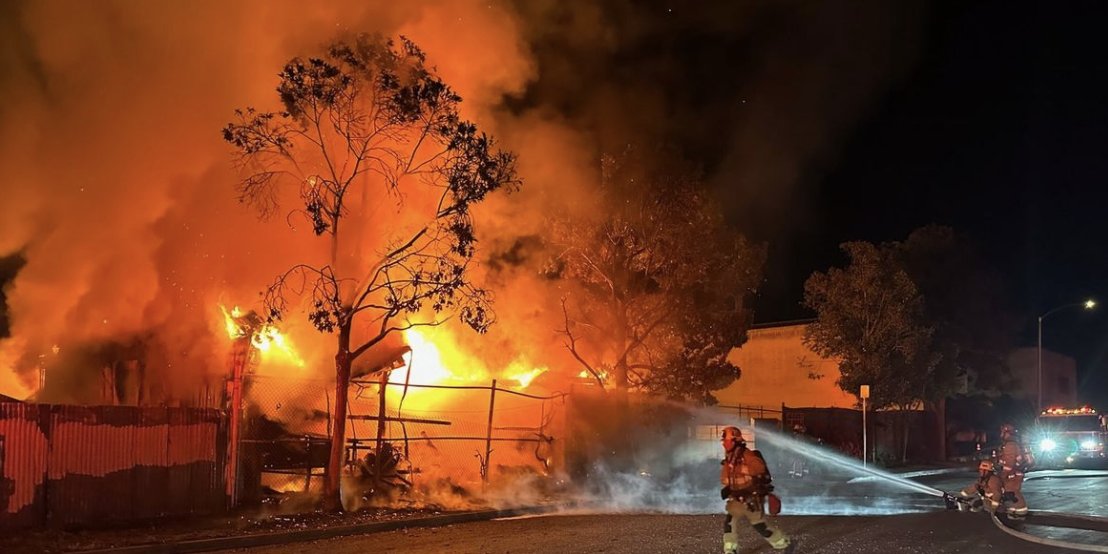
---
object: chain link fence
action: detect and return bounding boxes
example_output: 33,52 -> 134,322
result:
235,374 -> 566,504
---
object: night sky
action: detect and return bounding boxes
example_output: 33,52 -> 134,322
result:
516,1 -> 1108,405
777,2 -> 1108,406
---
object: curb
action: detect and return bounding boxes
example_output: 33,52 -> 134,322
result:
73,505 -> 559,554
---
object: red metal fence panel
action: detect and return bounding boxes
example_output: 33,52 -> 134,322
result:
0,403 -> 226,529
0,403 -> 48,528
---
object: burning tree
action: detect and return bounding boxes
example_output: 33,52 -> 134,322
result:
223,35 -> 519,510
547,152 -> 764,404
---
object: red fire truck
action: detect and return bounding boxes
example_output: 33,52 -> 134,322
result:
1030,406 -> 1108,468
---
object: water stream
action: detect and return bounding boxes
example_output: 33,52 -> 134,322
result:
756,429 -> 945,497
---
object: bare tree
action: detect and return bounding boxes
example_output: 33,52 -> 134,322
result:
224,35 -> 519,510
547,151 -> 764,403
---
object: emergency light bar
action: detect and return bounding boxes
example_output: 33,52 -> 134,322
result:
1040,406 -> 1098,416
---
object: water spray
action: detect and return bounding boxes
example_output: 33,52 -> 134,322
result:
757,429 -> 944,497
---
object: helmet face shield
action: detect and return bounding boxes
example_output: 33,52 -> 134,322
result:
721,426 -> 745,450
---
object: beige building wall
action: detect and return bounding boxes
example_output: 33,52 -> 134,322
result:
715,323 -> 857,409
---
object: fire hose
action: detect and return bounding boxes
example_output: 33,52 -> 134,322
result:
987,470 -> 1108,552
990,512 -> 1108,553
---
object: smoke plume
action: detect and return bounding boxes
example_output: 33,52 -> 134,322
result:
0,0 -> 928,406
0,0 -> 558,401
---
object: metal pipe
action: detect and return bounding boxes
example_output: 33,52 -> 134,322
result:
484,379 -> 497,483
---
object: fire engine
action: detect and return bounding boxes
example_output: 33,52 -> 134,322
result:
1030,406 -> 1108,468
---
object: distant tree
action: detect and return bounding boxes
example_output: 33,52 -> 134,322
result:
895,225 -> 1017,394
224,35 -> 519,510
547,151 -> 764,404
804,226 -> 1018,460
803,241 -> 938,413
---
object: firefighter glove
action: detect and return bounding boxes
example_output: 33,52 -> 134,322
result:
720,486 -> 732,500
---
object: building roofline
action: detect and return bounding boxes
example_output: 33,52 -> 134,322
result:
749,318 -> 816,330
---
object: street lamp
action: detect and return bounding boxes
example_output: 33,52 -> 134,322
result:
1037,299 -> 1096,411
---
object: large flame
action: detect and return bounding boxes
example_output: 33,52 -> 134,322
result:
390,327 -> 546,390
395,328 -> 455,385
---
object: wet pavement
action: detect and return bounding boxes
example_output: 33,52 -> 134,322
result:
213,511 -> 1078,553
215,469 -> 1108,553
5,464 -> 1099,553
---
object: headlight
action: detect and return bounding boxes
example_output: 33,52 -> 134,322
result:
1040,438 -> 1057,452
1080,439 -> 1101,450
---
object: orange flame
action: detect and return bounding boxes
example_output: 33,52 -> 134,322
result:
219,304 -> 305,369
507,364 -> 547,388
377,328 -> 551,392
251,327 -> 306,367
396,329 -> 454,385
578,369 -> 608,383
220,305 -> 246,339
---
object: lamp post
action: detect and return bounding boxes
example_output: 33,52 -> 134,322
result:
1037,299 -> 1096,412
860,385 -> 870,468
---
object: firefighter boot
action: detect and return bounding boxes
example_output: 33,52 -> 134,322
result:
783,538 -> 799,553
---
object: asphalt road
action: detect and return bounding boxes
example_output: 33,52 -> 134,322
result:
216,469 -> 1108,553
214,511 -> 1077,553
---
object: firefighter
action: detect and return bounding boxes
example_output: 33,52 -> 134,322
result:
995,423 -> 1032,518
720,426 -> 795,553
953,460 -> 1004,512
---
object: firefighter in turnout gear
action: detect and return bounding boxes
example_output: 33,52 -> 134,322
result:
954,460 -> 1004,512
995,423 -> 1032,518
720,426 -> 795,553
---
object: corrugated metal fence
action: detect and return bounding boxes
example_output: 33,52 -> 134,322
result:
0,403 -> 227,529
